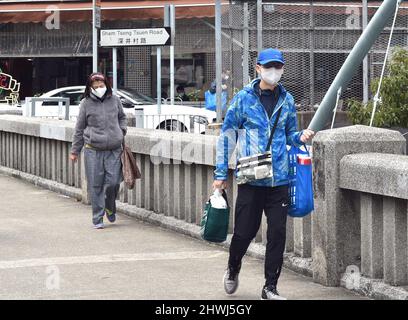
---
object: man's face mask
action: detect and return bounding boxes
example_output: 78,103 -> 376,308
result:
260,67 -> 283,86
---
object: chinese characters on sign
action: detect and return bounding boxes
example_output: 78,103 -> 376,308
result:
100,28 -> 171,47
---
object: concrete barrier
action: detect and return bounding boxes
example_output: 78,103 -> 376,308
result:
0,115 -> 313,274
1,115 -> 407,299
312,125 -> 406,290
340,153 -> 408,287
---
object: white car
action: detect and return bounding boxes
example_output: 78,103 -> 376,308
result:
24,86 -> 217,134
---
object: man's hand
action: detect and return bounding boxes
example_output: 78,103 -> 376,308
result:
213,180 -> 227,190
300,129 -> 315,143
70,153 -> 78,162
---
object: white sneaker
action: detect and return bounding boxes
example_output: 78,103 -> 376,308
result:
261,285 -> 287,300
93,223 -> 105,229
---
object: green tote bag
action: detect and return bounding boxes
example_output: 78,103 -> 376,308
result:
200,190 -> 230,243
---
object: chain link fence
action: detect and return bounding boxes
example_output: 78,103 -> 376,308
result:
1,1 -> 407,111
220,1 -> 408,111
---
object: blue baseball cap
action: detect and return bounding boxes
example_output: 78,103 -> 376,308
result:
257,48 -> 285,65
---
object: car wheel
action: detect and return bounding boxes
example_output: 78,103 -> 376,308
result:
158,120 -> 188,132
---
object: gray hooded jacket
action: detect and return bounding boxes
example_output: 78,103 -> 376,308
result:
71,93 -> 127,155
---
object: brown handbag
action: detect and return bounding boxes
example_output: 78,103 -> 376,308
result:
121,143 -> 141,189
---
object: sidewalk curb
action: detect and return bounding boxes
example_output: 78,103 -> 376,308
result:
340,274 -> 408,300
0,166 -> 81,201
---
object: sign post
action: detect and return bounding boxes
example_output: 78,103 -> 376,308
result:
92,0 -> 101,72
100,27 -> 172,113
164,5 -> 176,105
112,47 -> 117,95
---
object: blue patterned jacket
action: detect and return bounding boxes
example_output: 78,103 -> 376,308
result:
214,78 -> 303,187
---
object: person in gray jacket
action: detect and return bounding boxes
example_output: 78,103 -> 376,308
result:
70,72 -> 127,229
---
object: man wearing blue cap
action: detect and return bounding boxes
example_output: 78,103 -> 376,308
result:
213,48 -> 314,300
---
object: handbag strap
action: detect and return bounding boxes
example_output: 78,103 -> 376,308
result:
209,189 -> 229,207
265,105 -> 283,152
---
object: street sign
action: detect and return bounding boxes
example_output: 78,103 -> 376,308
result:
100,28 -> 171,47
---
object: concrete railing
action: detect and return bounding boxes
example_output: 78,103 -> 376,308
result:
0,115 -> 312,269
312,125 -> 407,299
2,115 -> 408,299
339,153 -> 408,287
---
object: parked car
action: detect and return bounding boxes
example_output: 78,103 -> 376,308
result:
24,86 -> 217,134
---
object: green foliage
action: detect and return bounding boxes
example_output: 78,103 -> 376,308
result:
186,89 -> 201,102
347,47 -> 408,128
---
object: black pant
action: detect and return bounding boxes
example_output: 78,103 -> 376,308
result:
228,184 -> 288,287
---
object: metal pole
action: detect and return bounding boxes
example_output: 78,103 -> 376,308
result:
362,0 -> 369,103
112,47 -> 118,95
309,1 -> 315,107
257,0 -> 263,53
170,5 -> 176,105
215,0 -> 222,123
243,2 -> 249,86
157,47 -> 162,114
92,0 -> 98,72
308,0 -> 400,132
164,5 -> 176,105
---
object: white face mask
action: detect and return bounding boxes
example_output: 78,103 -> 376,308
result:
91,86 -> 107,98
260,67 -> 283,86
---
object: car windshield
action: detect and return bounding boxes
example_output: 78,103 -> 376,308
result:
119,87 -> 156,104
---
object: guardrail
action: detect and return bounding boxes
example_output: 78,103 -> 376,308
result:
24,97 -> 71,120
0,115 -> 312,274
134,111 -> 209,134
339,153 -> 408,287
2,116 -> 408,299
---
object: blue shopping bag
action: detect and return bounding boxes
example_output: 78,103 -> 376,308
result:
288,145 -> 314,218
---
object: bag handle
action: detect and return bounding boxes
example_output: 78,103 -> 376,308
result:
221,189 -> 229,207
300,143 -> 310,156
210,188 -> 229,207
265,105 -> 283,152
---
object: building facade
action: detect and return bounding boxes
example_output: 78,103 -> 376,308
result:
1,0 -> 407,108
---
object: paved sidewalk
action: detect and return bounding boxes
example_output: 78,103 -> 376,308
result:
0,174 -> 368,300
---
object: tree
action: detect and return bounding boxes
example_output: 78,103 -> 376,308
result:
347,47 -> 408,128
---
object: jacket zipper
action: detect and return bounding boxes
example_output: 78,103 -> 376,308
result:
253,89 -> 287,185
101,98 -> 107,149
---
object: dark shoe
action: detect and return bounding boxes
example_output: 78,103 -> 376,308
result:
261,285 -> 287,300
105,208 -> 116,223
223,264 -> 241,295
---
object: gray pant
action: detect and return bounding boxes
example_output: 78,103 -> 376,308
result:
84,147 -> 123,225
